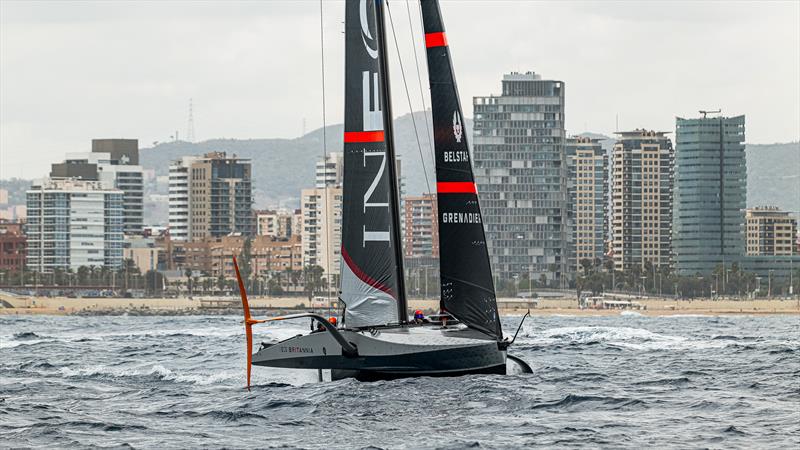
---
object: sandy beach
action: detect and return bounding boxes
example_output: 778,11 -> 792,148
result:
2,292 -> 798,316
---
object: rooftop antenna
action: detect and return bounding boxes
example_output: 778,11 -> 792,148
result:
699,109 -> 721,119
187,99 -> 196,143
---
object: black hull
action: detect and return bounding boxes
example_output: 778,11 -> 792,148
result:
332,362 -> 506,382
251,326 -> 510,381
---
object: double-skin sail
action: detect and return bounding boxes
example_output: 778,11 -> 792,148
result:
340,0 -> 407,328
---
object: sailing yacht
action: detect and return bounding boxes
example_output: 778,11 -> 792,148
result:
236,0 -> 531,384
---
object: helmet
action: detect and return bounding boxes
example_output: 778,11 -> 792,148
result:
414,310 -> 424,319
329,317 -> 338,326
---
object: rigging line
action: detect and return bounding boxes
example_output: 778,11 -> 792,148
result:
319,0 -> 332,309
405,0 -> 436,182
415,0 -> 438,167
385,0 -> 432,197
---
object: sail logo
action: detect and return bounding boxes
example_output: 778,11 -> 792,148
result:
453,111 -> 463,143
359,0 -> 378,59
362,71 -> 382,131
441,212 -> 482,224
363,150 -> 390,245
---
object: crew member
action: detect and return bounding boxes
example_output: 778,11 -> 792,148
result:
315,316 -> 337,332
413,310 -> 428,324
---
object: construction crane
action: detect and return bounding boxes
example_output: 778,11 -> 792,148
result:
699,109 -> 721,119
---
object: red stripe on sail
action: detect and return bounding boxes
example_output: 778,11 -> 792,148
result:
437,182 -> 476,194
425,32 -> 447,48
341,246 -> 396,299
343,131 -> 385,143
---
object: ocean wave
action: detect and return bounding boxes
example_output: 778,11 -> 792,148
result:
0,338 -> 51,349
531,394 -> 645,411
13,331 -> 40,339
526,325 -> 724,351
633,376 -> 691,386
58,364 -> 240,385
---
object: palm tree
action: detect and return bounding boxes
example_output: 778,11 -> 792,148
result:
217,275 -> 226,293
185,268 -> 193,297
303,265 -> 324,300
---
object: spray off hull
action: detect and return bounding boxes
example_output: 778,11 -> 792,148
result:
252,325 -> 507,381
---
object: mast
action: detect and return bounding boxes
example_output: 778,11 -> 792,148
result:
375,0 -> 408,322
339,0 -> 407,327
420,0 -> 501,338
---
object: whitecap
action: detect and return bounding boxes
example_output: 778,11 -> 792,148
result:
527,326 -> 726,351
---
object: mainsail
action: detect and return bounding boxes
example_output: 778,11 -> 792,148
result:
421,0 -> 502,338
340,0 -> 407,327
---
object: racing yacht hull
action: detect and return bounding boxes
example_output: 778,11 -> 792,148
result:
252,325 -> 507,381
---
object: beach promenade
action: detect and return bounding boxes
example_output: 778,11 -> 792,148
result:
2,292 -> 798,316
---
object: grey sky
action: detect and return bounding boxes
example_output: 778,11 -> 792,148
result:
1,0 -> 798,180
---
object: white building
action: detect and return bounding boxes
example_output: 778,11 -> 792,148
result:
301,186 -> 342,280
52,151 -> 144,235
315,152 -> 343,188
26,178 -> 124,272
167,156 -> 197,241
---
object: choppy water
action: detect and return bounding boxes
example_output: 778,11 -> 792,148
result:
1,313 -> 799,449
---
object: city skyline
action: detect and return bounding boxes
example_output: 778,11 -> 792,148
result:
2,1 -> 799,180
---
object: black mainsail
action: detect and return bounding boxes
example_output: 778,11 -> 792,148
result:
421,0 -> 501,339
340,0 -> 407,327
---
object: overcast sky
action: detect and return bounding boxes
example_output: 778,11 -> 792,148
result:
1,0 -> 798,179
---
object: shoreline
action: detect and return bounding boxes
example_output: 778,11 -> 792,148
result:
2,295 -> 799,317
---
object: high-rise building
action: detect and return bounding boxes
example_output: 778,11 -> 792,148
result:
673,115 -> 746,275
474,71 -> 568,284
168,152 -> 253,241
26,178 -> 124,272
403,194 -> 439,258
315,152 -> 343,188
745,207 -> 798,256
50,139 -> 143,235
301,186 -> 342,280
167,156 -> 196,241
567,136 -> 608,272
256,209 -> 294,239
611,130 -> 674,272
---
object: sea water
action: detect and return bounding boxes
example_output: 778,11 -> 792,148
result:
1,314 -> 798,448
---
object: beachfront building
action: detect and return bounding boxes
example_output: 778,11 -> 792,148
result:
611,130 -> 674,272
300,186 -> 342,281
256,209 -> 295,239
0,221 -> 26,274
50,139 -> 144,235
123,236 -> 161,273
168,152 -> 254,241
745,207 -> 798,256
672,115 -> 746,275
403,193 -> 439,258
26,178 -> 124,272
566,136 -> 608,272
473,71 -> 568,285
180,235 -> 303,280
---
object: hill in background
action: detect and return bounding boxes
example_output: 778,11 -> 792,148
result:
140,111 -> 442,208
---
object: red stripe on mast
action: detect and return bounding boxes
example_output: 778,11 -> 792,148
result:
425,32 -> 447,48
437,182 -> 477,194
344,131 -> 385,143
